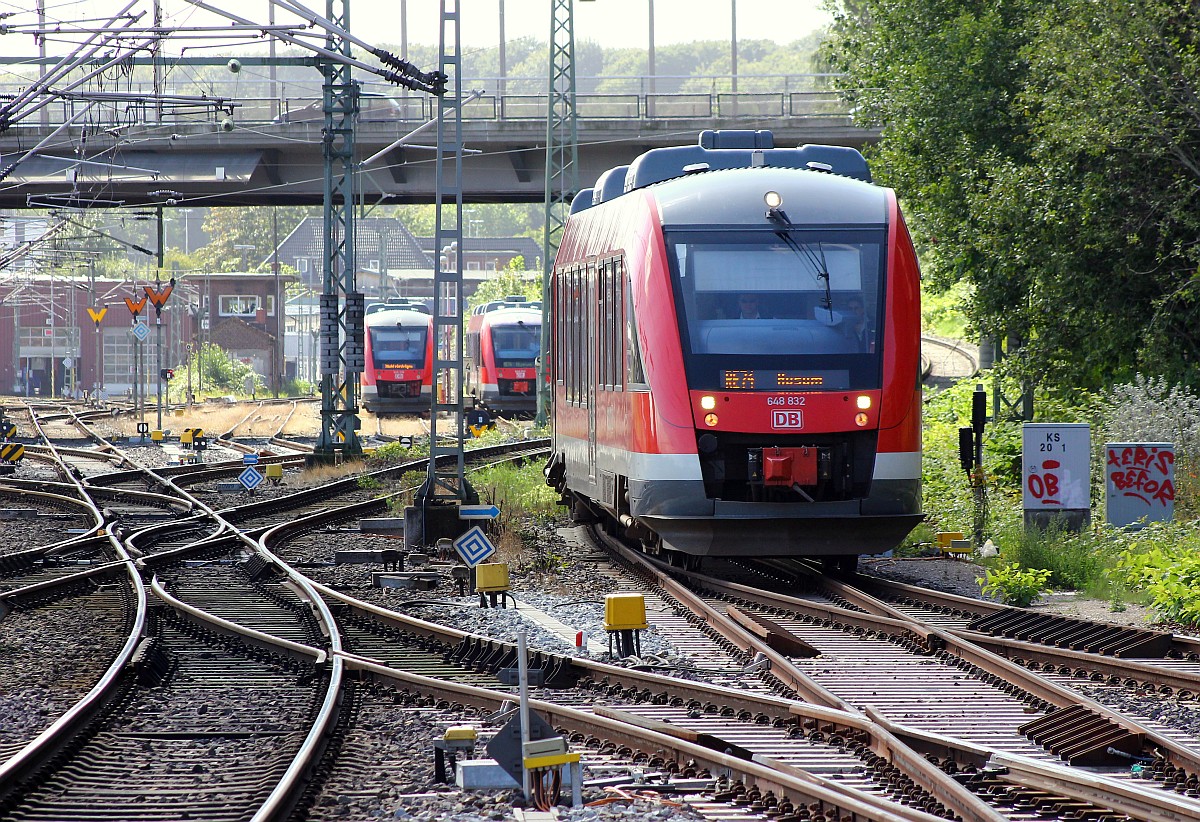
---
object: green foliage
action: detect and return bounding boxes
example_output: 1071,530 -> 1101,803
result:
471,461 -> 559,523
356,475 -> 383,490
921,376 -> 997,530
827,0 -> 1200,391
921,280 -> 972,340
986,519 -> 1122,597
193,206 -> 314,272
365,439 -> 428,466
177,343 -> 259,393
921,373 -> 1200,622
281,378 -> 315,397
1116,524 -> 1200,625
978,563 -> 1052,607
468,267 -> 541,310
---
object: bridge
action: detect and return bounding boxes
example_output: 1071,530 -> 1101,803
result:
0,73 -> 877,209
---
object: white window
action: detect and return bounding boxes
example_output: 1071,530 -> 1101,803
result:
220,294 -> 276,317
296,258 -> 309,273
485,260 -> 497,271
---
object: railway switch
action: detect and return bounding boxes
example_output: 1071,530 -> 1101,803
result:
604,593 -> 648,658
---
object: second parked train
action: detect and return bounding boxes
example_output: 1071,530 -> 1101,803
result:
465,296 -> 542,415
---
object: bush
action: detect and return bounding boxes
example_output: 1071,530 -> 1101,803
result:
978,563 -> 1052,606
1115,521 -> 1200,625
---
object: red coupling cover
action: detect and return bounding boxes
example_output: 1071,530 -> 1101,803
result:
763,447 -> 818,486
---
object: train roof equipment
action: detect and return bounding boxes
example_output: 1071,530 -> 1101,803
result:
367,297 -> 431,315
570,130 -> 872,218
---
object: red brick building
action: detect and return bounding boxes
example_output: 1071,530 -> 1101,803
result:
0,271 -> 289,398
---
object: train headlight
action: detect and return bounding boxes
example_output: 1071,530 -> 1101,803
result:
855,412 -> 869,427
764,190 -> 783,209
856,395 -> 871,410
700,395 -> 716,410
704,413 -> 719,427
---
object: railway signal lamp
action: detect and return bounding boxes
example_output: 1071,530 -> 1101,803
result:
160,368 -> 175,381
959,427 -> 975,474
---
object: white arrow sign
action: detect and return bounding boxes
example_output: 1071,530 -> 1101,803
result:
459,504 -> 500,520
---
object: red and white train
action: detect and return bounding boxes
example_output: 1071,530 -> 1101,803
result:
465,297 -> 542,415
545,130 -> 922,568
361,300 -> 434,414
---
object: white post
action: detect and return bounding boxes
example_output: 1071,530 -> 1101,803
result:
518,629 -> 531,802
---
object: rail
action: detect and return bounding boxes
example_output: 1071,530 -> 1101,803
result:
0,73 -> 858,129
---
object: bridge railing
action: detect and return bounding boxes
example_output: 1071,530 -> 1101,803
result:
0,73 -> 854,129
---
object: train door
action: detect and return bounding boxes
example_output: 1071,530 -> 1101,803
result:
587,261 -> 598,481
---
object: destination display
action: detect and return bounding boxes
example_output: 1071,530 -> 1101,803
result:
721,369 -> 849,391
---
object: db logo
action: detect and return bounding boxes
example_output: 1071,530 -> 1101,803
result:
772,410 -> 804,429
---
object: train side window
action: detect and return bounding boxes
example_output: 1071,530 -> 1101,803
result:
612,256 -> 624,391
625,266 -> 645,387
599,259 -> 610,390
571,266 -> 583,405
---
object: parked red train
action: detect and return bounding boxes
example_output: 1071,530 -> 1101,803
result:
465,297 -> 542,415
545,130 -> 922,568
361,301 -> 434,414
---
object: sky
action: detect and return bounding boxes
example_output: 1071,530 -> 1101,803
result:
0,1 -> 833,58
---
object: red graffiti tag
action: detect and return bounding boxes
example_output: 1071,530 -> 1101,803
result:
1107,445 -> 1173,476
1107,446 -> 1175,508
1027,459 -> 1062,505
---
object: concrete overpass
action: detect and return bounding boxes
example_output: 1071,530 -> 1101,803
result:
0,84 -> 877,209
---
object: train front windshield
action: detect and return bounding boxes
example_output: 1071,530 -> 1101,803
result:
370,326 -> 427,366
491,322 -> 541,367
667,228 -> 886,391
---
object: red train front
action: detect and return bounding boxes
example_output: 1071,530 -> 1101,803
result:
546,130 -> 922,567
361,304 -> 434,414
465,299 -> 542,416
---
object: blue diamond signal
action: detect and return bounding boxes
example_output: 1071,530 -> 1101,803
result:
238,466 -> 264,491
131,322 -> 150,342
453,526 -> 497,567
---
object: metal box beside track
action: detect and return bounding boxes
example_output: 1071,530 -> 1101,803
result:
603,593 -> 648,632
474,562 -> 510,593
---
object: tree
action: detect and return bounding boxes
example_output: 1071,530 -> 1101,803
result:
825,0 -> 1200,389
192,206 -> 313,273
468,257 -> 540,310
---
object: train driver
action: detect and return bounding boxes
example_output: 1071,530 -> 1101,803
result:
843,295 -> 873,352
737,293 -> 766,319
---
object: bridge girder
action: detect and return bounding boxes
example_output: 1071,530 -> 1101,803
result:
0,118 -> 876,209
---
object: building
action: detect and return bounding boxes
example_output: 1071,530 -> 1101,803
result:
417,235 -> 543,273
266,216 -> 434,294
0,270 -> 289,398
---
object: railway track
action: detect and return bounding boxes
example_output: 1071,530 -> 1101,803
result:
922,335 -> 980,386
7,407 -> 1200,821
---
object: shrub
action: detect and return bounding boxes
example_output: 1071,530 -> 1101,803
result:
986,519 -> 1124,599
1115,521 -> 1200,626
978,563 -> 1052,607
